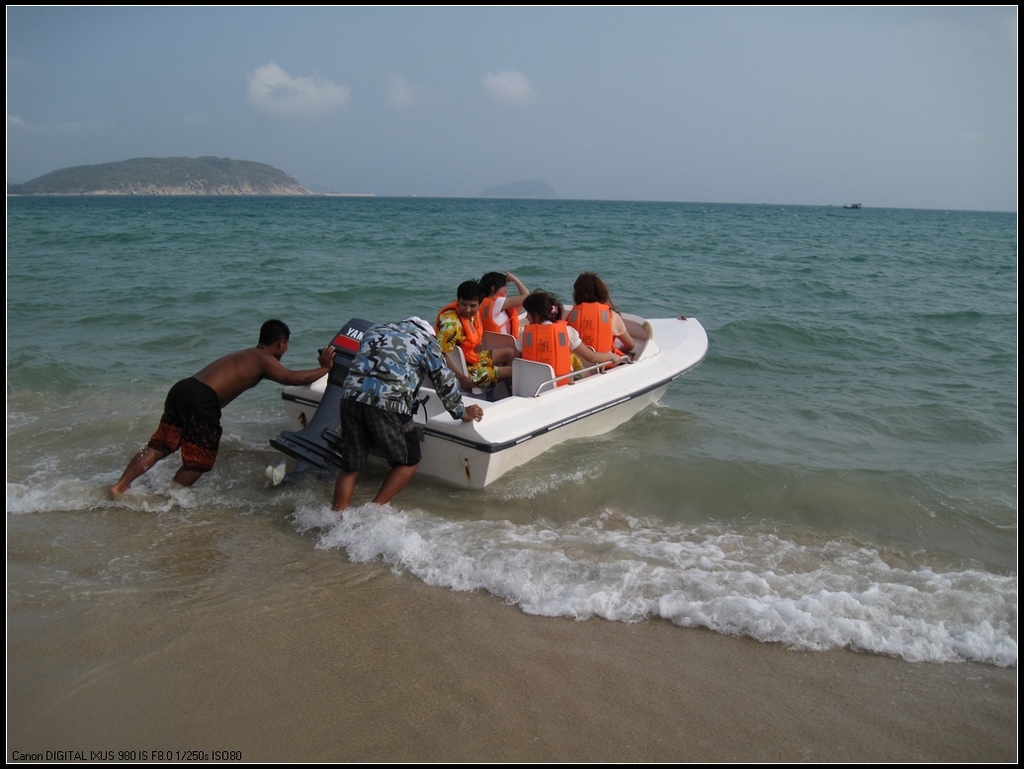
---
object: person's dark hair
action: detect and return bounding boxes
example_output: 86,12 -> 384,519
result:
456,280 -> 484,302
522,291 -> 564,323
479,272 -> 507,297
572,272 -> 614,308
259,319 -> 290,346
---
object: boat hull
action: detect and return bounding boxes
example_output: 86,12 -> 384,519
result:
417,381 -> 670,488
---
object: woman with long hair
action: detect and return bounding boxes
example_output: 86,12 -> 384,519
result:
567,272 -> 636,357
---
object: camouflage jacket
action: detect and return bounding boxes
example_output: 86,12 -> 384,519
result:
341,320 -> 467,419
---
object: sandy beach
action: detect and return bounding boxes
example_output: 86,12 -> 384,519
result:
8,549 -> 1016,763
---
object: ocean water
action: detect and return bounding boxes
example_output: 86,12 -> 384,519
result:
6,196 -> 1017,668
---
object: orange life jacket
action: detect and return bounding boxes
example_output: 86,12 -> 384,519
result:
480,296 -> 521,338
436,301 -> 483,366
567,302 -> 616,353
521,322 -> 573,386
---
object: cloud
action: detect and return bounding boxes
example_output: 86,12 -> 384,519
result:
483,70 -> 535,106
7,114 -> 114,133
958,129 -> 987,146
182,112 -> 210,127
387,73 -> 417,110
246,63 -> 350,116
7,114 -> 33,130
999,14 -> 1017,46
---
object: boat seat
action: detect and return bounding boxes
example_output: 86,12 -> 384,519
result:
444,347 -> 471,385
621,313 -> 652,359
481,330 -> 518,351
512,358 -> 557,397
445,346 -> 507,399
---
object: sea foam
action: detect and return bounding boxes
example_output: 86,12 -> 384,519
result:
295,505 -> 1017,667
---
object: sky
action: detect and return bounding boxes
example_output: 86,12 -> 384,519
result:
5,6 -> 1018,211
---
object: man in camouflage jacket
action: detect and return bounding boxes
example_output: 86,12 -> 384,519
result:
331,317 -> 483,511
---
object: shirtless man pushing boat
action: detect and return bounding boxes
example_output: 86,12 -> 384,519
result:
109,319 -> 335,495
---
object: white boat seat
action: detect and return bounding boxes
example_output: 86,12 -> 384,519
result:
446,343 -> 511,400
444,347 -> 471,387
481,330 -> 517,351
620,313 -> 653,359
512,358 -> 558,397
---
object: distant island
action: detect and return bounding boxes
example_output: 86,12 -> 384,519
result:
7,157 -> 312,196
478,179 -> 558,199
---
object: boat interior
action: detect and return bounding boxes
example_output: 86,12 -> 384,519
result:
443,314 -> 652,402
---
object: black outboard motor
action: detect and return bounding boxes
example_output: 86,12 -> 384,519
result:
270,318 -> 375,481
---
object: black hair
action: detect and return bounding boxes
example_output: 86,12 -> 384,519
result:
456,280 -> 484,302
479,272 -> 507,296
573,272 -> 615,309
522,291 -> 564,322
259,319 -> 290,346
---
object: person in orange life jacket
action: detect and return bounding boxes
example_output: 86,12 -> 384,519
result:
567,272 -> 636,358
478,271 -> 529,338
516,291 -> 621,384
435,279 -> 516,389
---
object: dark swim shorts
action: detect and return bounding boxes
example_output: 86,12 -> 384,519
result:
147,377 -> 223,472
338,399 -> 421,472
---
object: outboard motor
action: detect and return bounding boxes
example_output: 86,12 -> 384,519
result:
270,318 -> 375,481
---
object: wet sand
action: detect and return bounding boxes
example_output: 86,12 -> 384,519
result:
8,557 -> 1016,763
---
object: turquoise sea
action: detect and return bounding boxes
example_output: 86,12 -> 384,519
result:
6,196 -> 1017,676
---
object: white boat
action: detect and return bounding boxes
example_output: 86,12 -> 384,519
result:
270,312 -> 708,489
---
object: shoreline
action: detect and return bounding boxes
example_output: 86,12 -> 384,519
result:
8,560 -> 1016,763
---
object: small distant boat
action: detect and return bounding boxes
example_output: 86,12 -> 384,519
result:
842,203 -> 862,209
